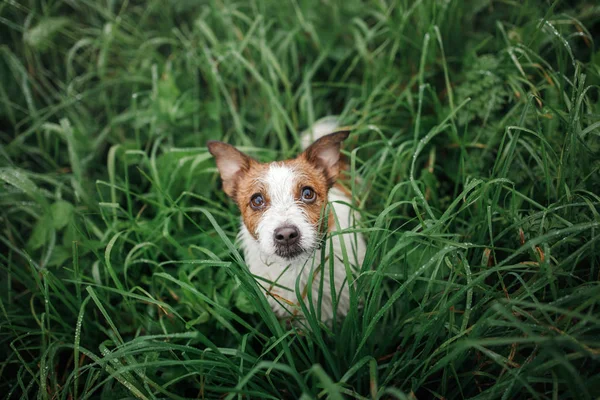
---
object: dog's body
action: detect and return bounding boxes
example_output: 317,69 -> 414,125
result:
208,118 -> 366,321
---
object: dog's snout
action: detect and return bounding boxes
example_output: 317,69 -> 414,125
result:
274,225 -> 300,246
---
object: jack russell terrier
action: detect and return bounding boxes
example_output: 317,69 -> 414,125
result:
208,118 -> 366,323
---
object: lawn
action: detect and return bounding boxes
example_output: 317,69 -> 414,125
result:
1,0 -> 600,398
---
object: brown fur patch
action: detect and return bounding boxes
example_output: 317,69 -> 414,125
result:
207,141 -> 255,198
286,157 -> 333,234
302,131 -> 349,188
333,157 -> 363,207
233,163 -> 270,239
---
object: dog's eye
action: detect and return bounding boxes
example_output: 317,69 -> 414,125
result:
250,194 -> 265,210
301,187 -> 316,203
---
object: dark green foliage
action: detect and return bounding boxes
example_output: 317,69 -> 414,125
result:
1,0 -> 599,399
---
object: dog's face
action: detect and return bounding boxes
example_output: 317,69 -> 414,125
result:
207,131 -> 348,260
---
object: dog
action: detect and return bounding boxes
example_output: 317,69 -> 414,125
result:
207,117 -> 366,322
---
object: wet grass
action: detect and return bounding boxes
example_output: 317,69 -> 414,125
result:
1,0 -> 600,398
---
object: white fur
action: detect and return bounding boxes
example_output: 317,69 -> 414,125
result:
300,116 -> 341,150
239,118 -> 367,322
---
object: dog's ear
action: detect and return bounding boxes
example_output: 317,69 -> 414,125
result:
207,141 -> 253,198
302,130 -> 350,187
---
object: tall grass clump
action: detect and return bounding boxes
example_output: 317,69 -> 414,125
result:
1,0 -> 599,398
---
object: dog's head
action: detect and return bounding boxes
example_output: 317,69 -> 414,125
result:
207,131 -> 349,260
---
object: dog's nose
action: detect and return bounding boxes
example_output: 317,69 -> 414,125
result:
274,225 -> 300,246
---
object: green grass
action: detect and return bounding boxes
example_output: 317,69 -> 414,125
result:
1,0 -> 600,398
